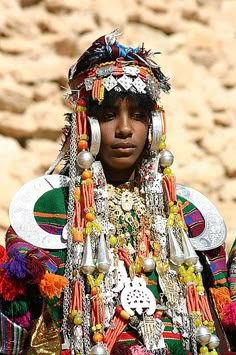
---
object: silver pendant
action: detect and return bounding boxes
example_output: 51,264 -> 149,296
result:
138,316 -> 163,351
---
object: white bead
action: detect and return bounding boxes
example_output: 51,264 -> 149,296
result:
208,334 -> 220,349
194,260 -> 203,273
195,325 -> 211,345
77,150 -> 94,169
90,343 -> 108,355
159,150 -> 174,168
143,258 -> 156,272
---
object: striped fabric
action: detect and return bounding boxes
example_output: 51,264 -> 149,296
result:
0,313 -> 28,355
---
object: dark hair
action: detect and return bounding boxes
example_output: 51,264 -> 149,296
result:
87,88 -> 156,119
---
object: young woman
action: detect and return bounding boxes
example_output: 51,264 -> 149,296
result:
0,30 -> 234,355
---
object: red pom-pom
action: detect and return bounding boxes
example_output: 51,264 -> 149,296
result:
0,270 -> 25,301
0,245 -> 7,264
223,301 -> 236,327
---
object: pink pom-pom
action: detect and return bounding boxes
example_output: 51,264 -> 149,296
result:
125,343 -> 151,355
13,311 -> 31,329
223,301 -> 236,327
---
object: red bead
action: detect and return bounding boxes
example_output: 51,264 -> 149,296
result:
77,99 -> 86,106
115,305 -> 123,315
78,140 -> 88,150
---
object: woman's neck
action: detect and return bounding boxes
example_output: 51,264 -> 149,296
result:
102,164 -> 137,185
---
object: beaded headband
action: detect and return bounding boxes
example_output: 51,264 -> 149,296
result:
69,61 -> 161,103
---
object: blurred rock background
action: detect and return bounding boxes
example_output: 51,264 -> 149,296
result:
0,0 -> 235,252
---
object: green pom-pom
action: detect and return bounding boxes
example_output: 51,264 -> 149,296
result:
3,299 -> 28,317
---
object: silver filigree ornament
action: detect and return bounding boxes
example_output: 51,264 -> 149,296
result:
103,75 -> 117,91
176,184 -> 226,250
132,76 -> 146,93
9,174 -> 70,249
117,74 -> 133,90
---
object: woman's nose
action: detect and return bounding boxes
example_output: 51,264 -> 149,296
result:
115,113 -> 133,138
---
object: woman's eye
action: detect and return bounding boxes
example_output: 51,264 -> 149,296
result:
101,112 -> 115,121
132,112 -> 147,121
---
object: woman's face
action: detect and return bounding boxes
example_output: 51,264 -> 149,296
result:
95,97 -> 150,180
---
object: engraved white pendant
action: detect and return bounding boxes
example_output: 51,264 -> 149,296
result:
121,276 -> 156,316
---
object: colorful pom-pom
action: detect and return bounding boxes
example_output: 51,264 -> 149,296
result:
0,245 -> 7,264
0,270 -> 25,301
39,273 -> 68,299
13,311 -> 31,329
3,251 -> 28,279
25,255 -> 46,284
3,299 -> 28,318
223,301 -> 236,328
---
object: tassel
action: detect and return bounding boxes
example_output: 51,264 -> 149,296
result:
3,299 -> 28,317
25,255 -> 46,284
13,310 -> 32,329
0,245 -> 7,264
39,273 -> 68,299
222,302 -> 236,327
0,270 -> 25,301
3,251 -> 28,279
210,286 -> 232,319
125,343 -> 152,354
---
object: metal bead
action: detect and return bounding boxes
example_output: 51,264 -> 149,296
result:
89,343 -> 108,355
194,260 -> 203,273
108,224 -> 116,234
195,325 -> 211,345
159,149 -> 174,168
77,150 -> 94,169
129,315 -> 140,328
208,334 -> 220,349
143,257 -> 156,272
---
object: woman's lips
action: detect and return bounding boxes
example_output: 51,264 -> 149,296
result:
112,143 -> 136,149
111,143 -> 136,155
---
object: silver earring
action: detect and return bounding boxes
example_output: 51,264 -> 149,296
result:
149,111 -> 162,152
87,116 -> 101,157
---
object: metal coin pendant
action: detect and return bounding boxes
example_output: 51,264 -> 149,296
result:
121,191 -> 133,211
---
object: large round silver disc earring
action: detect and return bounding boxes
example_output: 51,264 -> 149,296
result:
149,110 -> 162,152
87,116 -> 101,157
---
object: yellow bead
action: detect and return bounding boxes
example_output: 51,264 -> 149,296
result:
200,346 -> 208,353
203,320 -> 209,326
74,316 -> 83,325
70,309 -> 78,318
135,263 -> 142,273
195,318 -> 202,326
178,220 -> 184,228
91,326 -> 96,332
109,235 -> 118,246
159,142 -> 166,150
197,285 -> 205,293
167,219 -> 174,227
184,275 -> 192,283
168,201 -> 174,207
80,134 -> 89,141
163,167 -> 172,175
96,323 -> 102,330
120,310 -> 130,320
210,351 -> 218,355
188,266 -> 194,273
170,205 -> 178,214
168,213 -> 175,220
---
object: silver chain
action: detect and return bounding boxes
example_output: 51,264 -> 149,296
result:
62,111 -> 77,341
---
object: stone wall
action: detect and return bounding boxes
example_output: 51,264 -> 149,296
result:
0,0 -> 235,252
